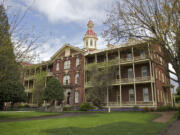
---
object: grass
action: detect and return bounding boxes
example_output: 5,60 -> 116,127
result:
0,112 -> 170,135
0,111 -> 60,120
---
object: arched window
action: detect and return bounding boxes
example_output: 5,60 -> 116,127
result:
76,58 -> 80,67
90,39 -> 93,46
75,73 -> 79,84
63,75 -> 70,85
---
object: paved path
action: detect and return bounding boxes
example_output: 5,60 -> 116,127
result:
164,120 -> 180,135
0,112 -> 97,123
152,111 -> 176,123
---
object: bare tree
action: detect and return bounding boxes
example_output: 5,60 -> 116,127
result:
2,1 -> 40,63
103,0 -> 180,86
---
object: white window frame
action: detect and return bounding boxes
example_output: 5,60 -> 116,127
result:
63,75 -> 70,85
129,89 -> 134,102
155,69 -> 158,79
141,66 -> 147,77
76,58 -> 80,67
75,73 -> 79,84
56,62 -> 60,71
162,73 -> 164,83
64,60 -> 70,69
75,91 -> 79,104
143,88 -> 149,102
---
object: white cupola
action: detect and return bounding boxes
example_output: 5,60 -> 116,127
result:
83,20 -> 98,50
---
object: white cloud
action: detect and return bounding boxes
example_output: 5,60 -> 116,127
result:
22,0 -> 112,24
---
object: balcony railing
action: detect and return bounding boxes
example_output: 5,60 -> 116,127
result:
86,76 -> 153,87
120,58 -> 133,63
134,55 -> 148,61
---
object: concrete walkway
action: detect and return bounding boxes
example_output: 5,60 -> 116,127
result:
152,111 -> 176,123
164,120 -> 180,135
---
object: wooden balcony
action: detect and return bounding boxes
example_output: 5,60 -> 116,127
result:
85,76 -> 154,88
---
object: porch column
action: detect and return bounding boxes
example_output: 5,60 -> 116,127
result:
149,60 -> 155,106
28,80 -> 30,90
118,49 -> 122,106
119,85 -> 122,107
107,88 -> 109,106
95,54 -> 97,63
132,47 -> 136,105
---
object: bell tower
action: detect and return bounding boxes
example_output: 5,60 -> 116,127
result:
83,20 -> 98,50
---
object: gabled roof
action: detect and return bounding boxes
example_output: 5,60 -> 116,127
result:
51,44 -> 85,61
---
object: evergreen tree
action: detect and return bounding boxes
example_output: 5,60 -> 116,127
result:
43,78 -> 64,105
0,4 -> 22,110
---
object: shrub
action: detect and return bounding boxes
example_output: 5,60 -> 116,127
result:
63,107 -> 72,111
178,107 -> 180,120
175,96 -> 180,103
156,105 -> 176,112
80,103 -> 93,111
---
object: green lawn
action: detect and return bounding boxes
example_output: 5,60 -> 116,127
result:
0,112 -> 170,135
0,111 -> 59,119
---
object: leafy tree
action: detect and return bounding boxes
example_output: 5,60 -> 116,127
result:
103,0 -> 180,86
32,71 -> 47,106
0,81 -> 27,109
43,77 -> 64,105
85,60 -> 117,108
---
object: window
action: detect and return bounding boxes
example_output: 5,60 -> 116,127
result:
127,53 -> 132,60
63,75 -> 70,85
140,51 -> 146,58
143,88 -> 149,102
75,91 -> 79,103
141,66 -> 147,77
160,57 -> 163,65
86,40 -> 88,47
75,73 -> 79,84
162,73 -> 164,83
159,70 -> 161,81
56,62 -> 60,71
155,69 -> 158,79
55,75 -> 59,80
129,89 -> 134,102
64,60 -> 70,69
159,46 -> 162,52
128,68 -> 133,79
76,58 -> 80,67
90,39 -> 93,46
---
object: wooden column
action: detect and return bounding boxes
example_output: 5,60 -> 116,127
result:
107,88 -> 109,106
95,53 -> 97,63
118,49 -> 122,106
149,60 -> 155,106
132,47 -> 136,105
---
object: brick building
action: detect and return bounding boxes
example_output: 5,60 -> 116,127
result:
23,20 -> 173,108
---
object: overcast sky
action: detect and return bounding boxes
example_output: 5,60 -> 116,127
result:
2,0 -> 178,89
3,0 -> 114,62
